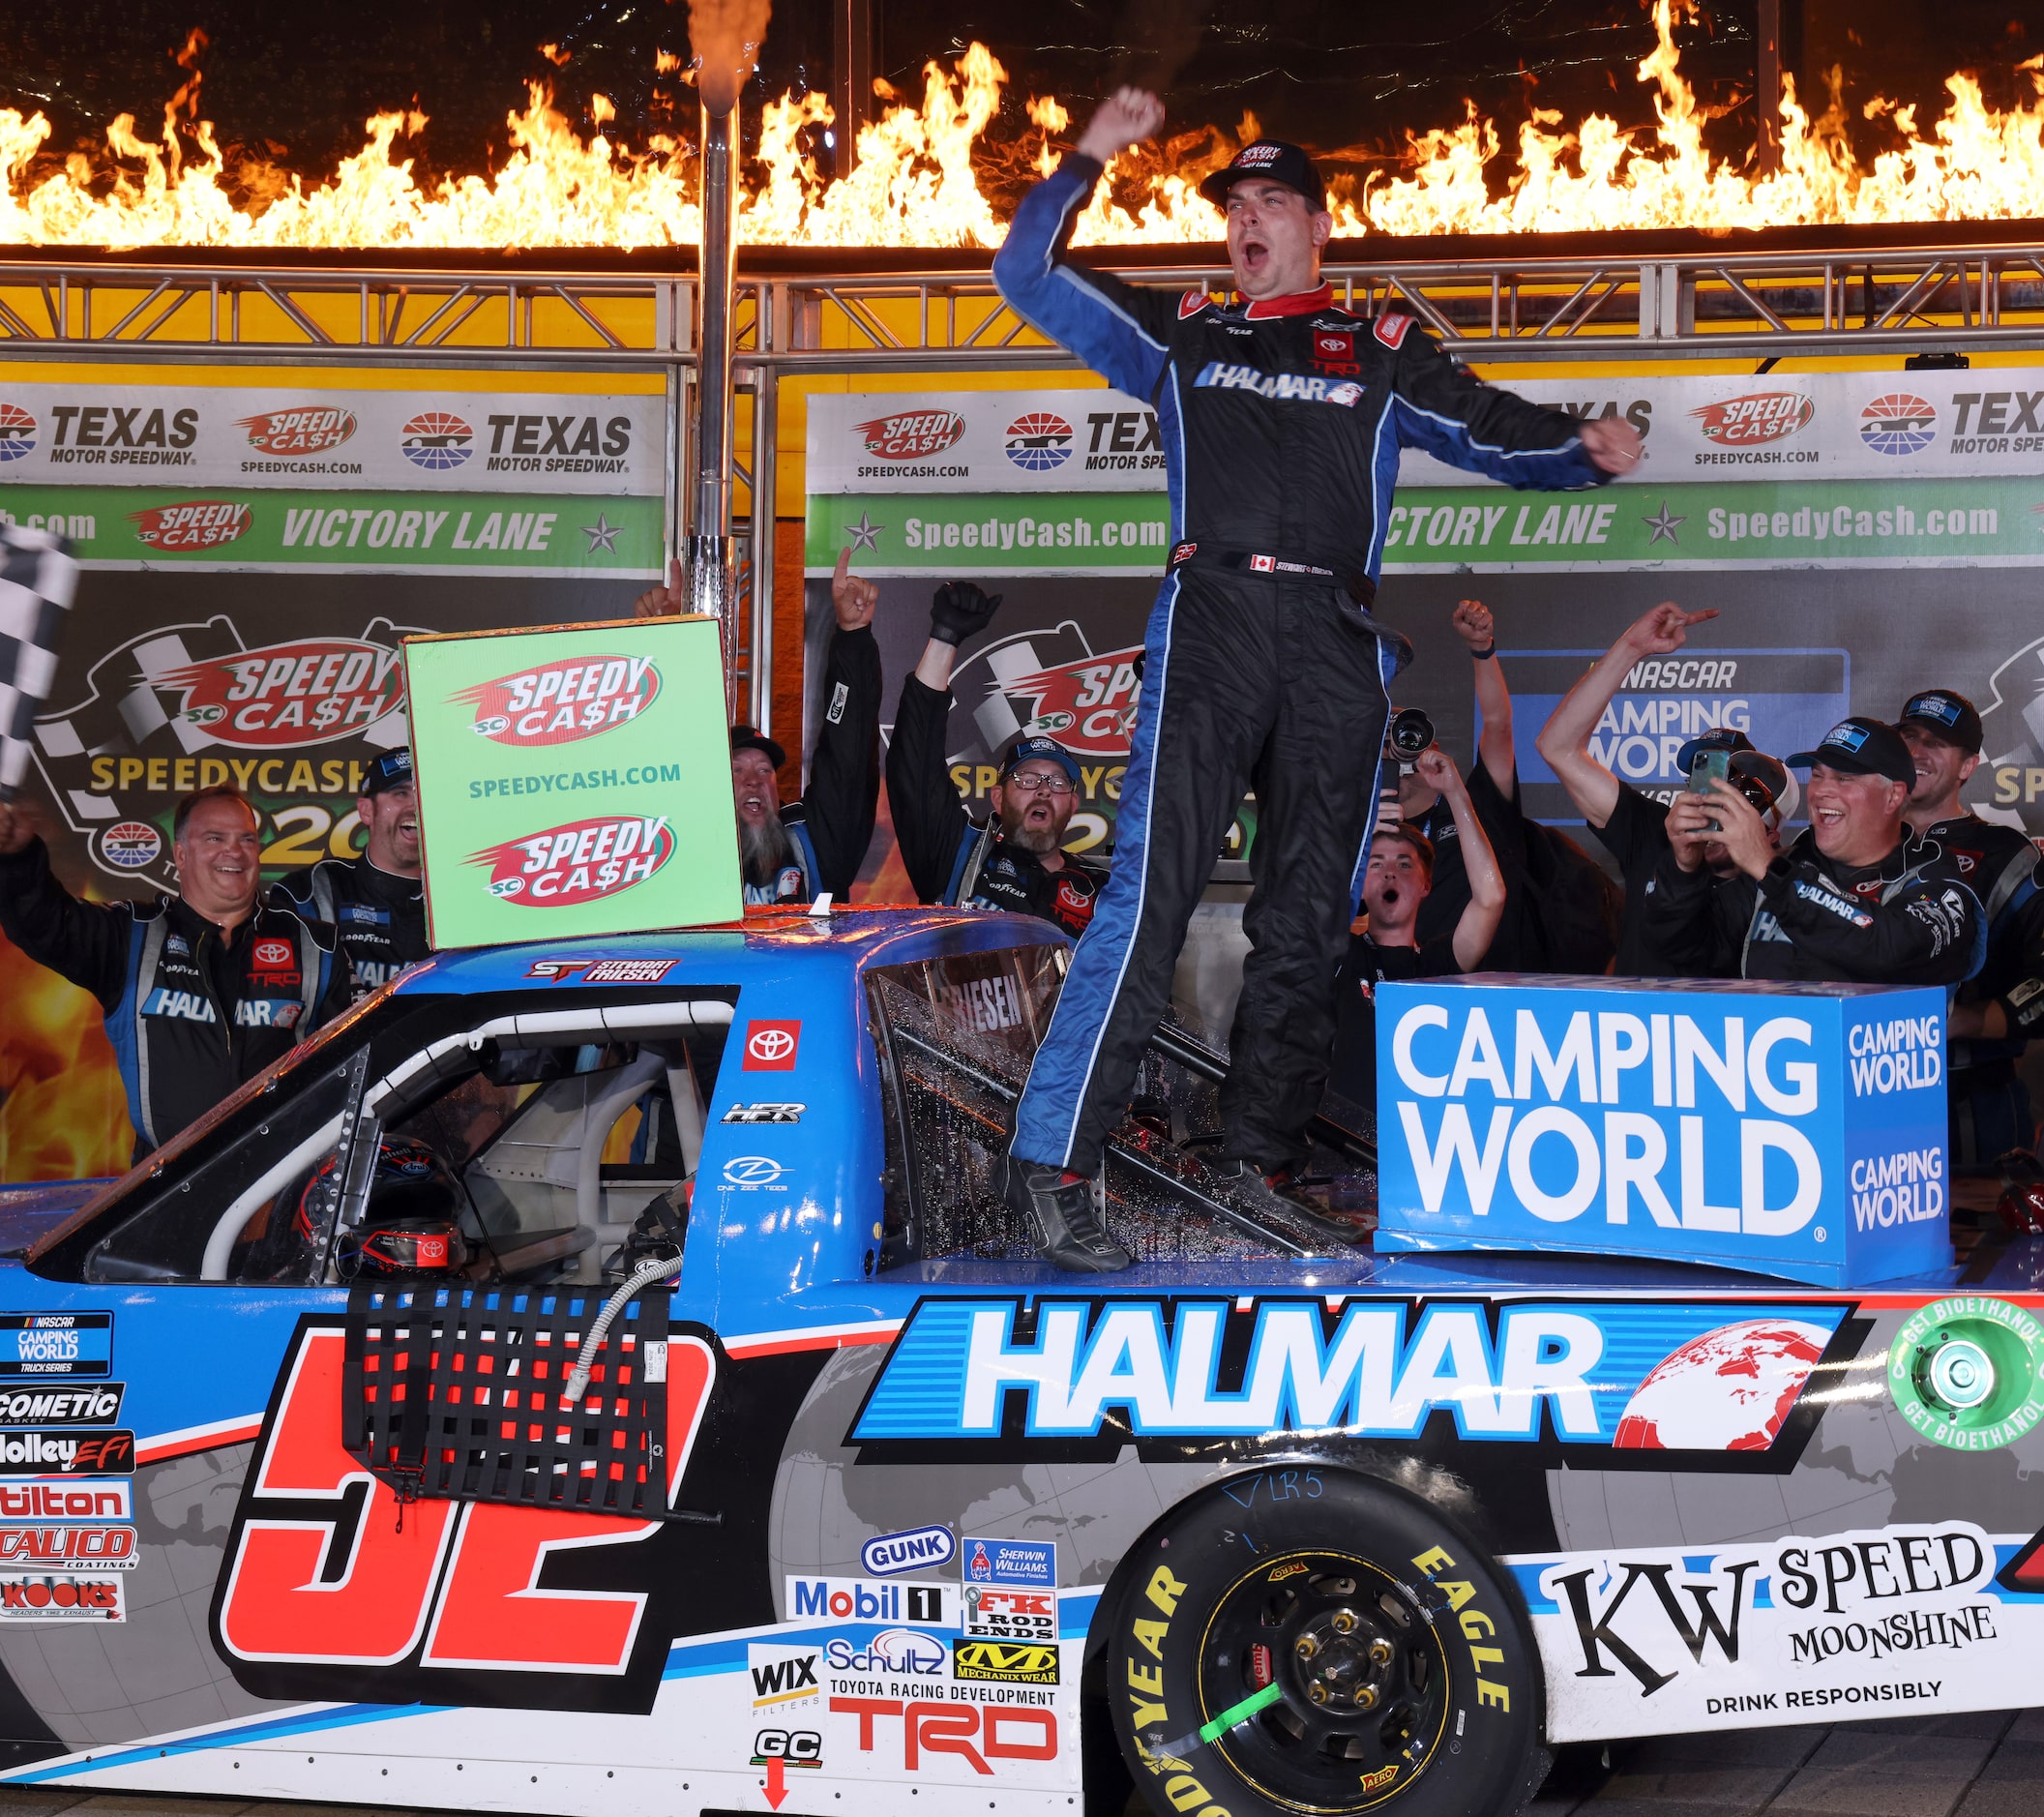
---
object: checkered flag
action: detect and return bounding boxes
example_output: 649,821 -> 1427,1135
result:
0,525 -> 78,801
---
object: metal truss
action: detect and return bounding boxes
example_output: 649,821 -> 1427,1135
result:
5,232 -> 2044,732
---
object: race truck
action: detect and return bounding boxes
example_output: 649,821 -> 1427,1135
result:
0,902 -> 2035,1817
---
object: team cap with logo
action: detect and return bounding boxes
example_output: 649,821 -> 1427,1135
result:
998,732 -> 1082,787
1787,717 -> 1916,788
364,747 -> 413,796
1896,690 -> 1984,755
1198,140 -> 1327,212
730,724 -> 788,770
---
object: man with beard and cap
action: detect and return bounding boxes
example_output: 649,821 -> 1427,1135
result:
268,746 -> 427,998
0,787 -> 350,1158
990,90 -> 1639,1268
1894,689 -> 2044,1163
637,548 -> 880,907
1641,717 -> 1984,988
887,581 -> 1106,937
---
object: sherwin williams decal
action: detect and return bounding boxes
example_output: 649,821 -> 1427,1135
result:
850,1296 -> 1851,1451
456,654 -> 660,747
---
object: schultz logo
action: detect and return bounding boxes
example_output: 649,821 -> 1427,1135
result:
457,654 -> 659,748
854,410 -> 965,461
468,816 -> 675,907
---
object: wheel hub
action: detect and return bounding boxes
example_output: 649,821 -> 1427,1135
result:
1291,1601 -> 1395,1710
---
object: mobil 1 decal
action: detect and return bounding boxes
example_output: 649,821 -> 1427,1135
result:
209,1314 -> 820,1713
1515,1519 -> 2044,1740
847,1295 -> 1867,1466
30,611 -> 417,893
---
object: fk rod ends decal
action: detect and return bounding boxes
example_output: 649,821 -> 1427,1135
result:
1888,1296 -> 2044,1450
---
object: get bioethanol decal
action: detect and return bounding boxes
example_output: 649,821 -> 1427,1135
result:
0,487 -> 661,572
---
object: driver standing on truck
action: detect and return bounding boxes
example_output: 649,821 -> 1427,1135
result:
0,787 -> 351,1158
637,548 -> 881,906
990,88 -> 1640,1270
887,581 -> 1107,938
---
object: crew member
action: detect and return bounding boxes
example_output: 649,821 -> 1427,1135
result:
1533,602 -> 1792,975
637,548 -> 880,906
269,746 -> 427,998
0,788 -> 351,1157
886,581 -> 1106,937
1895,689 -> 2044,1162
992,89 -> 1640,1269
1326,747 -> 1506,1118
1641,718 -> 1984,988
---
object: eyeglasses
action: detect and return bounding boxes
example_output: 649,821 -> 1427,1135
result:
1004,771 -> 1075,796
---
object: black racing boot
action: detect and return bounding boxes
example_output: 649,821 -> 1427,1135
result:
1004,1160 -> 1132,1272
1208,1157 -> 1316,1218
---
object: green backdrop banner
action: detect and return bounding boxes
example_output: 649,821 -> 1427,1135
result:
405,616 -> 740,946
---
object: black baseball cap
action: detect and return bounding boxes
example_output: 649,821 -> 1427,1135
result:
1199,140 -> 1327,212
730,724 -> 787,770
998,732 -> 1081,787
1675,728 -> 1792,811
363,747 -> 413,796
1897,689 -> 1984,755
1787,717 -> 1916,788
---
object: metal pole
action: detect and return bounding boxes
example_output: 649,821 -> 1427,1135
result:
688,97 -> 741,712
1757,0 -> 1782,174
750,364 -> 779,736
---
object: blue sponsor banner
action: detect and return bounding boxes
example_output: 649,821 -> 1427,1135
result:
851,1295 -> 1850,1451
1505,647 -> 1851,825
1375,977 -> 1951,1288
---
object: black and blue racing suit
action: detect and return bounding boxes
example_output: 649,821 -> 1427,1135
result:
992,152 -> 1608,1177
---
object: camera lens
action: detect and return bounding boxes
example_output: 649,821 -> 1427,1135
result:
1387,707 -> 1435,760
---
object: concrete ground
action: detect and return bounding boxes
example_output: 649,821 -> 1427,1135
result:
1,1713 -> 2035,1817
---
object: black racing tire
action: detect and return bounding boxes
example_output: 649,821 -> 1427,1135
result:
1107,1467 -> 1544,1817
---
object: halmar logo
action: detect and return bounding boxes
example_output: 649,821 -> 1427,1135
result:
457,655 -> 660,747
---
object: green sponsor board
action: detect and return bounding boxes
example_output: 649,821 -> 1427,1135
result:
808,477 -> 2044,574
1384,477 -> 2044,567
0,486 -> 660,572
405,615 -> 740,947
807,492 -> 1170,573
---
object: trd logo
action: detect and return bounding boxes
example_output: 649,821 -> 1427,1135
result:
752,1730 -> 822,1768
212,1323 -> 714,1709
828,1698 -> 1057,1774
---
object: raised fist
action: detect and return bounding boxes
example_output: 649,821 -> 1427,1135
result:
930,581 -> 1003,647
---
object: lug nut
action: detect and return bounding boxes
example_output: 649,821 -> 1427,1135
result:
1330,1608 -> 1357,1635
1354,1684 -> 1378,1710
1369,1639 -> 1394,1666
1308,1683 -> 1328,1705
1295,1634 -> 1318,1659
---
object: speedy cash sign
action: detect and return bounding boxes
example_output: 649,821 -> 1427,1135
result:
156,639 -> 405,746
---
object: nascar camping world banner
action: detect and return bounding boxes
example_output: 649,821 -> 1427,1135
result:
805,375 -> 2044,898
0,366 -> 667,1180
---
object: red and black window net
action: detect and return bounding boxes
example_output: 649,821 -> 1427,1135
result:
342,1283 -> 672,1519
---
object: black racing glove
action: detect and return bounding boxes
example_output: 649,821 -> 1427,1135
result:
929,581 -> 1002,646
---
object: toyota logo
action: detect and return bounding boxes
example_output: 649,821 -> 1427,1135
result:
723,1155 -> 788,1188
748,1028 -> 795,1063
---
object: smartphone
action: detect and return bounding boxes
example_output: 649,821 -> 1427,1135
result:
1686,748 -> 1732,831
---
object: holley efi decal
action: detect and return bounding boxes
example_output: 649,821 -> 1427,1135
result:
469,815 -> 676,905
456,654 -> 661,747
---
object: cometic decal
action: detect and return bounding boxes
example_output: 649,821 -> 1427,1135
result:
851,1296 -> 1854,1458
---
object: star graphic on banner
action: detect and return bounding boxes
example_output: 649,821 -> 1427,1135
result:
844,511 -> 885,553
1642,501 -> 1686,546
580,513 -> 621,553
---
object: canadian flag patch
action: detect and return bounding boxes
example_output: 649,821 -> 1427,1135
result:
1373,313 -> 1415,348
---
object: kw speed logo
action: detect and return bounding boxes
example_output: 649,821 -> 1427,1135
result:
152,637 -> 405,746
468,815 -> 676,906
457,654 -> 660,747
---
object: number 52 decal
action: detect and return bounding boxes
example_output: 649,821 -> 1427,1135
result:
210,1320 -> 714,1707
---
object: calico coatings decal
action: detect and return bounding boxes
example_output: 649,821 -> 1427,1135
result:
849,1296 -> 1865,1465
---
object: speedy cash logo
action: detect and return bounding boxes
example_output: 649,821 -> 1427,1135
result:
854,409 -> 965,461
468,814 -> 676,906
236,405 -> 356,457
1691,392 -> 1815,445
456,654 -> 660,748
129,500 -> 251,551
151,638 -> 405,747
997,645 -> 1142,757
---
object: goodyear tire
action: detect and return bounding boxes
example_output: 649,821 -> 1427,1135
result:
1109,1469 -> 1544,1817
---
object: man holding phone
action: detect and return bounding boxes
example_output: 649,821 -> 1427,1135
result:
1642,717 -> 1984,986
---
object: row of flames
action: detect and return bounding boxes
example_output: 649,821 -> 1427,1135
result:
2,2 -> 2044,252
